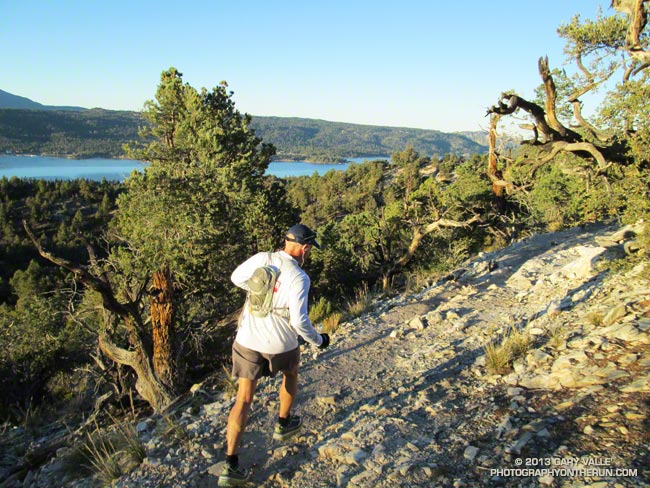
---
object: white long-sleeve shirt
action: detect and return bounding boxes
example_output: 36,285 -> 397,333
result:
231,250 -> 323,354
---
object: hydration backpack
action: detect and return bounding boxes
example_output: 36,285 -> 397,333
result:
245,252 -> 290,319
247,264 -> 280,318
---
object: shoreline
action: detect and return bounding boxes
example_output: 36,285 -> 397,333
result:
4,153 -> 390,165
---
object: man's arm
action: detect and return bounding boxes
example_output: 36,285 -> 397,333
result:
231,252 -> 267,290
288,274 -> 323,347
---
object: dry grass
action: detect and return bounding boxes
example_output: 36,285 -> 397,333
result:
586,311 -> 604,327
109,413 -> 146,465
15,398 -> 45,434
309,297 -> 333,324
405,269 -> 432,293
546,324 -> 566,350
345,283 -> 373,318
75,414 -> 146,484
484,341 -> 511,375
82,424 -> 123,485
219,364 -> 238,398
484,326 -> 532,375
161,414 -> 190,445
507,326 -> 532,358
321,312 -> 342,335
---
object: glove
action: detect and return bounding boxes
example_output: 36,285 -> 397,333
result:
318,333 -> 330,349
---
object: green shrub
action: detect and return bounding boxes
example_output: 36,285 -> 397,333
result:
309,297 -> 333,324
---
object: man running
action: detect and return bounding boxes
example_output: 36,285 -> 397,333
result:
218,223 -> 330,487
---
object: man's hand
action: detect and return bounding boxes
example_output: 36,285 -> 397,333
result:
319,333 -> 330,349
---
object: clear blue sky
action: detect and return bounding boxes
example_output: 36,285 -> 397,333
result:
1,0 -> 610,132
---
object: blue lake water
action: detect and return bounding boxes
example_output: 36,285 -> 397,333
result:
0,155 -> 388,181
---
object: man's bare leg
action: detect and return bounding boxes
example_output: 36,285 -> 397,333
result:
226,378 -> 257,456
279,368 -> 298,419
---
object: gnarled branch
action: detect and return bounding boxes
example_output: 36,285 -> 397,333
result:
23,221 -> 177,412
539,56 -> 582,142
614,0 -> 650,74
487,114 -> 515,197
529,140 -> 610,178
488,93 -> 557,143
395,214 -> 482,270
23,221 -> 137,321
571,100 -> 612,143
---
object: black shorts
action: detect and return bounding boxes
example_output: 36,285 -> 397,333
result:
231,342 -> 300,380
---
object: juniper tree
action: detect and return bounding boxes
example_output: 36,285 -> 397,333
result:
486,1 -> 650,233
26,68 -> 296,411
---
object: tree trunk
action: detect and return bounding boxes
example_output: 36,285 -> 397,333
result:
23,221 -> 177,413
150,269 -> 177,391
487,113 -> 513,206
385,215 -> 481,280
98,331 -> 175,412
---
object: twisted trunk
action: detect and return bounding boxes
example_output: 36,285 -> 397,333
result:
150,269 -> 177,391
23,222 -> 178,412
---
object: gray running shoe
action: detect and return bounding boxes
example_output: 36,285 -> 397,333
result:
273,415 -> 302,441
218,463 -> 250,486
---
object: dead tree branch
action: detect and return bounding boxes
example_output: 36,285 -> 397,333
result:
539,56 -> 582,142
22,221 -> 176,412
487,114 -> 515,197
394,214 -> 482,270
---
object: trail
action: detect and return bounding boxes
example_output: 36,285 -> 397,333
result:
197,222 -> 648,487
23,221 -> 646,488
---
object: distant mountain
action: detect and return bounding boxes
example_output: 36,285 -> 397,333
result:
0,89 -> 488,160
0,89 -> 86,111
0,108 -> 142,158
455,130 -> 489,146
251,117 -> 487,161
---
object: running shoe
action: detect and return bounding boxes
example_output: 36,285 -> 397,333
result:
273,415 -> 303,441
218,463 -> 250,486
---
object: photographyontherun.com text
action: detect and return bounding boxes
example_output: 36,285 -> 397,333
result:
490,457 -> 637,479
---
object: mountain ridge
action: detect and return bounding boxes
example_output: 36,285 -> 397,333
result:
0,89 -> 86,111
0,89 -> 488,160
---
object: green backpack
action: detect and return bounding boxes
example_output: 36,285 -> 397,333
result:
247,264 -> 280,318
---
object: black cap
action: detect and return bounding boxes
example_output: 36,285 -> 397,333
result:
286,223 -> 320,248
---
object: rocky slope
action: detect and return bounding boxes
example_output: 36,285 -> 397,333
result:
13,222 -> 650,487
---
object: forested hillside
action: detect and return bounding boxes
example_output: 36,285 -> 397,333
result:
0,108 -> 142,158
0,105 -> 487,161
250,117 -> 487,161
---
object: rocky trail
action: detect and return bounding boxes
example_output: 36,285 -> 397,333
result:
8,222 -> 649,487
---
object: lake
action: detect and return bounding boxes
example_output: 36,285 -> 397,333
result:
0,155 -> 388,181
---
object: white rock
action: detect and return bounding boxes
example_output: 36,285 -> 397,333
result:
519,374 -> 561,390
389,329 -> 403,339
539,474 -> 555,485
426,311 -> 443,323
409,316 -> 427,329
346,448 -> 367,465
558,246 -> 606,280
526,349 -> 553,367
603,303 -> 627,326
620,375 -> 650,393
547,300 -> 563,317
446,311 -> 461,320
463,445 -> 479,461
506,432 -> 533,455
